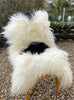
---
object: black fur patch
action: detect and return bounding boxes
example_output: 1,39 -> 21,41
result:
21,42 -> 49,54
25,12 -> 32,19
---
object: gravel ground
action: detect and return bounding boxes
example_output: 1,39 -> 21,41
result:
0,41 -> 74,100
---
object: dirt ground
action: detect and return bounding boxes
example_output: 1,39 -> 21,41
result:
0,41 -> 74,100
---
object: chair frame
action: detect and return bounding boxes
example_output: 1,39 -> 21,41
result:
25,75 -> 60,100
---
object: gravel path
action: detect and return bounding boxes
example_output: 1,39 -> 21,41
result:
0,41 -> 74,100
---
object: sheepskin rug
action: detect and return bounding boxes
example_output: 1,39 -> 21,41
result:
2,10 -> 73,95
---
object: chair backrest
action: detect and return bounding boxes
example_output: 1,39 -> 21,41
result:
2,10 -> 56,53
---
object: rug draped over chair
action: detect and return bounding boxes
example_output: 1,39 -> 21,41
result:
1,10 -> 73,95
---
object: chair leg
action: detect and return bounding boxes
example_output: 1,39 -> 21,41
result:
55,77 -> 60,94
25,76 -> 60,100
25,91 -> 29,100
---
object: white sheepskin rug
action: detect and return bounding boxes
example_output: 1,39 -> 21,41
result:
2,10 -> 73,95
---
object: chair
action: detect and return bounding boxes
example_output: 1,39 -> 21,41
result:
2,10 -> 72,99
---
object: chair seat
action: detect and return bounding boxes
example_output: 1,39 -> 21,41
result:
10,47 -> 72,95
